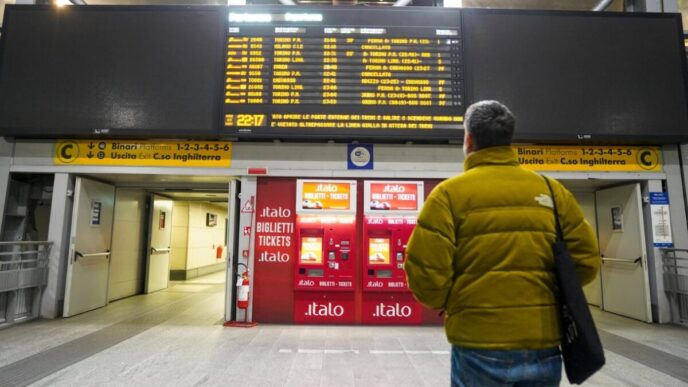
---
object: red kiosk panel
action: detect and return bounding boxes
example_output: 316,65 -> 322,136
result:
294,180 -> 357,324
362,181 -> 424,325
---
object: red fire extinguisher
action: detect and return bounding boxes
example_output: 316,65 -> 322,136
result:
216,245 -> 223,260
237,270 -> 250,310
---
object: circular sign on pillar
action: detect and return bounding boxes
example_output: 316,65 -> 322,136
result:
348,144 -> 373,170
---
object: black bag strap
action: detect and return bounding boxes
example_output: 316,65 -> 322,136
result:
543,176 -> 564,242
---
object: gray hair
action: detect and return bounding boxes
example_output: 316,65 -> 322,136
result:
464,100 -> 515,150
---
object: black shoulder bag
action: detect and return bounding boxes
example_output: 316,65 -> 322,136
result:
544,176 -> 605,384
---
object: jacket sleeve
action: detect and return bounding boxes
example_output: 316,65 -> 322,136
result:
404,185 -> 456,310
556,184 -> 601,286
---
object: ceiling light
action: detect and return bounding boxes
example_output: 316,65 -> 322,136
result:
444,0 -> 462,7
55,0 -> 72,6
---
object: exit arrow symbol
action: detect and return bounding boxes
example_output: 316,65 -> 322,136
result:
87,152 -> 94,158
88,142 -> 95,149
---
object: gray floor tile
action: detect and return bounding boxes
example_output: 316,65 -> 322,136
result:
0,271 -> 686,387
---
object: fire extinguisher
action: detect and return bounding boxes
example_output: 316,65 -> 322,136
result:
216,245 -> 223,260
237,269 -> 250,310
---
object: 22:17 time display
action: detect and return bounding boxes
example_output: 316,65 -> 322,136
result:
225,114 -> 267,127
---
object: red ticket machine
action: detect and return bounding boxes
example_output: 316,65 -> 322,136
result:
294,180 -> 357,324
362,181 -> 424,325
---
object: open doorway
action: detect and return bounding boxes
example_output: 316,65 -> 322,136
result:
60,174 -> 235,319
561,179 -> 655,323
146,190 -> 229,289
105,188 -> 231,303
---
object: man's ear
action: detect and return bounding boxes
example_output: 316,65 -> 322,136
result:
464,131 -> 475,153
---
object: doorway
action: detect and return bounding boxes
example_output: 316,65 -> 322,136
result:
60,174 -> 234,318
562,179 -> 654,323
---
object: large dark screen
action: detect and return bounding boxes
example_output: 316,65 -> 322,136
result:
463,10 -> 688,143
0,6 -> 224,137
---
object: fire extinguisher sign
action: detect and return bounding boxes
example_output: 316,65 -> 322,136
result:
241,196 -> 255,213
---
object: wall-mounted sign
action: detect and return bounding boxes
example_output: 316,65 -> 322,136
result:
348,144 -> 374,170
649,192 -> 673,247
206,213 -> 218,227
159,211 -> 166,229
296,180 -> 357,214
90,201 -> 102,226
611,206 -> 624,232
513,145 -> 662,172
364,181 -> 424,215
54,140 -> 232,167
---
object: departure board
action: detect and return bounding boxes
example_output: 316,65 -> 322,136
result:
222,7 -> 465,140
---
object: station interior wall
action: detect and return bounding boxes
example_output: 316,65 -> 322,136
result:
170,201 -> 227,278
0,140 -> 687,324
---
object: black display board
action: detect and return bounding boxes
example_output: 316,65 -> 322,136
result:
221,6 -> 464,141
0,5 -> 225,138
463,9 -> 688,144
0,5 -> 686,143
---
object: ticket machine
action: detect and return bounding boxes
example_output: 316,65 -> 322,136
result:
362,181 -> 424,325
293,179 -> 357,324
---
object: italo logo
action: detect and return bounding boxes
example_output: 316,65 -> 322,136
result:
383,184 -> 406,193
373,303 -> 413,318
260,206 -> 291,218
298,280 -> 315,286
315,184 -> 338,192
259,251 -> 290,263
305,301 -> 345,317
366,281 -> 384,288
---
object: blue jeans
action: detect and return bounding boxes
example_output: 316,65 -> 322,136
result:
451,346 -> 562,387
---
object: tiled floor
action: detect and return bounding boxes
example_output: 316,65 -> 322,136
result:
0,271 -> 686,387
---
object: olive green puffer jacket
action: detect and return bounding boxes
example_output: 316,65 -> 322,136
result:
405,146 -> 600,350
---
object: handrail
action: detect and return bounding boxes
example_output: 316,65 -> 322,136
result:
0,259 -> 43,265
0,241 -> 53,246
660,248 -> 688,253
0,250 -> 45,257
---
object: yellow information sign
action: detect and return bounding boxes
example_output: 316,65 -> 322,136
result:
54,140 -> 232,167
513,145 -> 661,172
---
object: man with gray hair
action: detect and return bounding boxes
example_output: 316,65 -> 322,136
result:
405,100 -> 600,386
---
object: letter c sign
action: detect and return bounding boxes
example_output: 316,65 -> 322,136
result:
56,141 -> 79,164
637,148 -> 659,171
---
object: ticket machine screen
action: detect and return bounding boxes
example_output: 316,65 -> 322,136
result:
368,238 -> 391,265
300,236 -> 323,265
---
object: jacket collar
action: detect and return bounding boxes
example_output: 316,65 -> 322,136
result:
463,146 -> 519,171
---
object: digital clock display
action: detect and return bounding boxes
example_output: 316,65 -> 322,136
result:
224,114 -> 267,127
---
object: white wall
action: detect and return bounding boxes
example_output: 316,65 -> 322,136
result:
108,188 -> 147,302
186,202 -> 227,270
574,191 -> 603,307
170,201 -> 189,271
